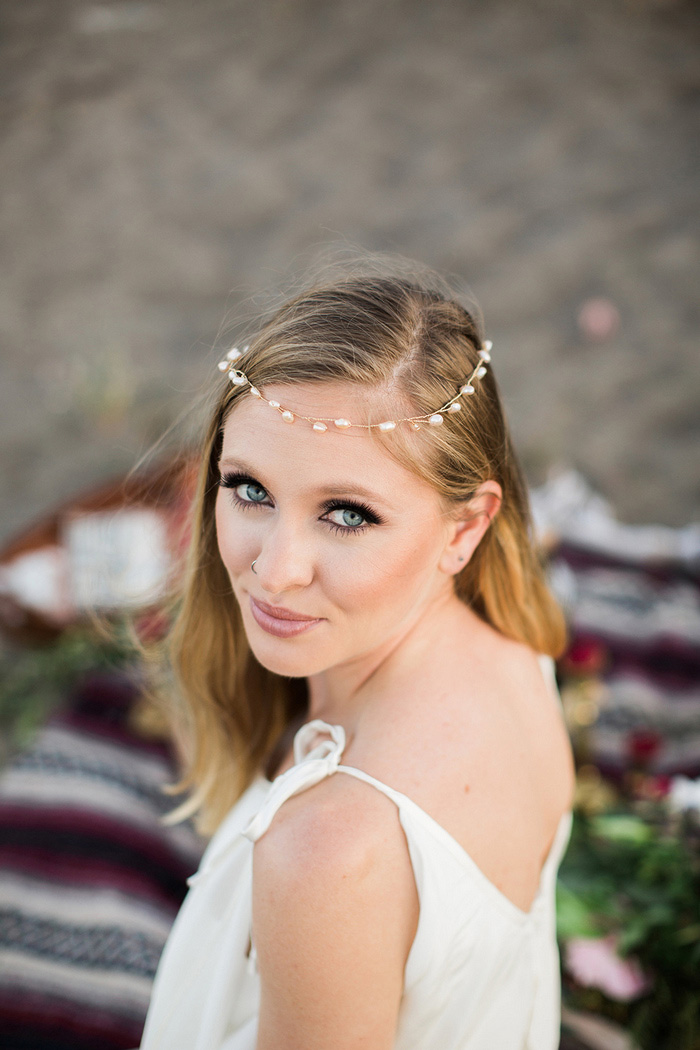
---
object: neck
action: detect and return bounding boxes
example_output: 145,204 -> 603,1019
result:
304,588 -> 481,730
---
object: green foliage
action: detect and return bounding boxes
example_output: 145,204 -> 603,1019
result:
557,802 -> 700,1050
0,622 -> 137,765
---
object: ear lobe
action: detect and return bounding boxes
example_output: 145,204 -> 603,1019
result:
439,482 -> 502,575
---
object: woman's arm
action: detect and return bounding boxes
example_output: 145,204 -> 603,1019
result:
251,775 -> 419,1050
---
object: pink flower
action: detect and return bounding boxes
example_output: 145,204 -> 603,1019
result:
565,935 -> 652,1002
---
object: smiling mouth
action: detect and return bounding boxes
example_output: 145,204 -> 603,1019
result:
249,595 -> 323,638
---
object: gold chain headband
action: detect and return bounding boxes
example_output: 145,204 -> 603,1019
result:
217,341 -> 492,432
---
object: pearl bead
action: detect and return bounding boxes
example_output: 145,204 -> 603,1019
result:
334,418 -> 352,429
447,402 -> 462,413
476,366 -> 487,378
460,384 -> 475,395
229,372 -> 248,386
483,340 -> 493,352
312,421 -> 328,432
268,400 -> 281,408
478,350 -> 491,362
217,360 -> 230,372
282,410 -> 295,423
429,413 -> 444,426
226,348 -> 242,360
250,386 -> 262,398
378,420 -> 397,431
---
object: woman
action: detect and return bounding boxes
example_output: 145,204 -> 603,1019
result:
140,268 -> 576,1050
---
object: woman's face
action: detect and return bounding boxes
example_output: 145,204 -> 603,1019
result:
215,381 -> 462,679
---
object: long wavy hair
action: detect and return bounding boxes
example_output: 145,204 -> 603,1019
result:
157,267 -> 567,835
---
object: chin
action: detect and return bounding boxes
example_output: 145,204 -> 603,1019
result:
245,636 -> 329,679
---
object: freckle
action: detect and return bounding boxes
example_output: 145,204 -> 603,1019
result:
464,784 -> 470,793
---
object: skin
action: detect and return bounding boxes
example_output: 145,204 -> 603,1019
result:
215,380 -> 576,1050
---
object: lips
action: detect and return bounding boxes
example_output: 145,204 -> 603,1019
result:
251,597 -> 318,621
249,595 -> 323,638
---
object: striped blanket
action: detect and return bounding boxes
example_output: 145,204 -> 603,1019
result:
551,541 -> 700,777
0,670 -> 205,1050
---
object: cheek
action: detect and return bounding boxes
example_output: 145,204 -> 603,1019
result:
324,525 -> 439,613
214,491 -> 255,575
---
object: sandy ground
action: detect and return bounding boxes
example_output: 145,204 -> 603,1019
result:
1,0 -> 699,546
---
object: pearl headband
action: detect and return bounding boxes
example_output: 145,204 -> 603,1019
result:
216,340 -> 492,432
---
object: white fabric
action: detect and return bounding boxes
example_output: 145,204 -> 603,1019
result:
530,467 -> 700,564
140,654 -> 572,1050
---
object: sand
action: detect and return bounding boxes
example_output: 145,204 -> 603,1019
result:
1,0 -> 699,545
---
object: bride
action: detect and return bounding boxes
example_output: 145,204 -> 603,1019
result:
140,266 -> 575,1050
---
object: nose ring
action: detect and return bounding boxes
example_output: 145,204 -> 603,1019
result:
251,559 -> 258,574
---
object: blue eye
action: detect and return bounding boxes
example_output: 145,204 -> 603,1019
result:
242,482 -> 267,503
218,473 -> 271,509
327,507 -> 366,529
218,472 -> 382,536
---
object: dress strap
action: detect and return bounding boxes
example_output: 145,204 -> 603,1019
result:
241,720 -> 346,843
334,764 -> 406,807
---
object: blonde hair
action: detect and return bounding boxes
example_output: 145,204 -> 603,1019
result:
158,268 -> 567,835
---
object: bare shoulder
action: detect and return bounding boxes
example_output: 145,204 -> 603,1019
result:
252,775 -> 418,1050
253,771 -> 414,892
252,773 -> 418,932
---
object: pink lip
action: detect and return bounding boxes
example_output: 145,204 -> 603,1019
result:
249,595 -> 322,638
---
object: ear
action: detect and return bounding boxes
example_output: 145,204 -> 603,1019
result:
438,481 -> 502,575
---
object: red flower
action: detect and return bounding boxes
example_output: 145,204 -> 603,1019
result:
561,637 -> 608,676
648,774 -> 671,798
626,728 -> 663,767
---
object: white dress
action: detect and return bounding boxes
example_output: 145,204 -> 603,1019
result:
140,654 -> 573,1050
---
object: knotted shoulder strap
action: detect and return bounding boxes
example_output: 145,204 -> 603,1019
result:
241,720 -> 346,842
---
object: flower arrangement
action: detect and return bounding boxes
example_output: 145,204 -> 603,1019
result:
557,771 -> 700,1050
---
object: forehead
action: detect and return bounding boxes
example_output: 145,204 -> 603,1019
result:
218,381 -> 436,507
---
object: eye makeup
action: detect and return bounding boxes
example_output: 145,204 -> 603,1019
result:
218,471 -> 384,536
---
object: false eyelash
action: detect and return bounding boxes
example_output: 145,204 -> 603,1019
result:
219,472 -> 262,491
322,498 -> 382,526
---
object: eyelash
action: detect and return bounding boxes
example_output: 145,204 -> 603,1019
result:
218,472 -> 383,536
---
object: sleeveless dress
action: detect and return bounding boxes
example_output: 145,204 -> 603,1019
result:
140,654 -> 573,1050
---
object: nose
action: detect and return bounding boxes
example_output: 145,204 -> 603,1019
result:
251,519 -> 315,595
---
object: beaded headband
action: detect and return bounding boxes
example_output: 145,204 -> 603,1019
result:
216,340 -> 492,432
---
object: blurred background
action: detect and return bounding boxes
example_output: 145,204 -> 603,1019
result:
2,0 -> 699,542
1,2 -> 699,1049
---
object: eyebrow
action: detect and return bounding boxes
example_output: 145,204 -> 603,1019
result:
217,455 -> 396,509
